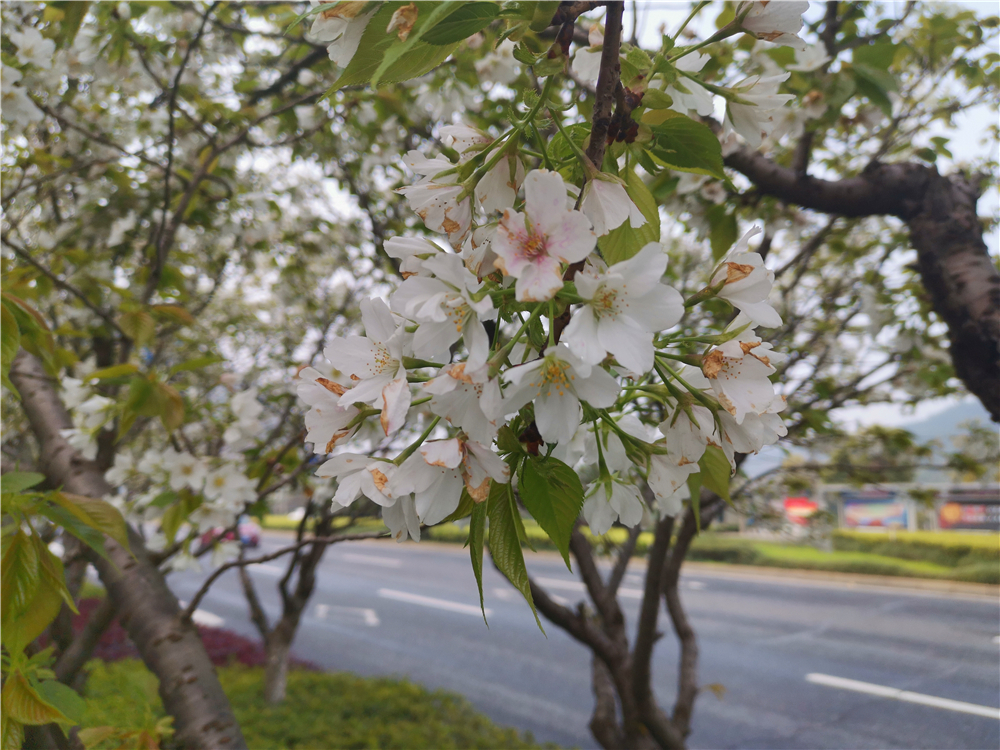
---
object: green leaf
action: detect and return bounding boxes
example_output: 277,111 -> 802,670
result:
168,355 -> 223,377
35,680 -> 86,725
487,481 -> 543,633
1,472 -> 45,494
469,499 -> 488,624
519,456 -> 584,570
423,3 -> 499,45
333,2 -> 461,91
598,168 -> 661,265
642,88 -> 674,110
852,63 -> 897,117
1,531 -> 40,626
1,301 -> 21,394
0,672 -> 73,727
698,445 -> 731,502
36,503 -> 109,561
527,0 -> 561,31
86,363 -> 139,382
649,117 -> 726,179
154,382 -> 185,431
51,493 -> 130,551
119,310 -> 156,346
706,204 -> 737,262
853,38 -> 896,70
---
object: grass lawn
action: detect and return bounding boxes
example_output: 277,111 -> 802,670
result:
82,660 -> 551,750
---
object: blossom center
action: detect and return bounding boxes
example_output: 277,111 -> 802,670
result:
530,358 -> 576,396
592,286 -> 619,318
521,232 -> 548,259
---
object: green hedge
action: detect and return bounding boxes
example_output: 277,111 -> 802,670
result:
832,529 -> 1000,566
82,660 -> 551,750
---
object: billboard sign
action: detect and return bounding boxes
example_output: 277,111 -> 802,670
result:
784,497 -> 819,525
841,490 -> 907,528
938,487 -> 1000,530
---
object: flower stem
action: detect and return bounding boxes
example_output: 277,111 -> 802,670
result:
394,416 -> 441,466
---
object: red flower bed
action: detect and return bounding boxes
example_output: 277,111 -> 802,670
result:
71,598 -> 316,670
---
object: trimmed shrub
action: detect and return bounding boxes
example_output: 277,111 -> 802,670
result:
82,660 -> 551,750
832,530 -> 1000,566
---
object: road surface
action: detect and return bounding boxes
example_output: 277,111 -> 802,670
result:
168,532 -> 1000,749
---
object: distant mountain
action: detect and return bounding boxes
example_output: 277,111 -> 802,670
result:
900,399 -> 994,447
741,399 -> 996,480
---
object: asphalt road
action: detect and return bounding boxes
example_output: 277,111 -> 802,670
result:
168,532 -> 1000,749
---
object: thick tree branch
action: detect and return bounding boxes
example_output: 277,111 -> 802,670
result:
725,148 -> 1000,420
54,596 -> 117,686
9,351 -> 247,750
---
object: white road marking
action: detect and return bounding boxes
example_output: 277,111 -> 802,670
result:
251,564 -> 286,576
378,588 -> 491,617
314,603 -> 380,627
806,673 -> 1000,720
687,580 -> 706,590
191,609 -> 224,628
339,552 -> 401,568
534,576 -> 644,599
993,635 -> 1000,644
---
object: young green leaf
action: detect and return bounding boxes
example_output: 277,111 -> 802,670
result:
1,472 -> 45,495
519,455 -> 584,570
52,493 -> 130,552
422,3 -> 500,45
487,480 -> 544,633
649,117 -> 726,180
469,499 -> 488,624
698,445 -> 731,502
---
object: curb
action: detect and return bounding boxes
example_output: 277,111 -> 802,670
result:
261,529 -> 999,599
679,561 -> 1000,598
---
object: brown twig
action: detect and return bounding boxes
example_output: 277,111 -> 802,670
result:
180,530 -> 384,623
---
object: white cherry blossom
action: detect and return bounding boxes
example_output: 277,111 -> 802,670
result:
701,332 -> 780,424
474,39 -> 519,85
391,253 -> 496,370
9,27 -> 55,69
582,432 -> 644,535
738,1 -> 809,50
397,152 -> 472,245
665,54 -> 716,118
165,452 -> 207,492
384,236 -> 441,278
493,170 -> 596,302
572,25 -> 605,83
324,298 -> 412,436
725,73 -> 795,149
315,453 -> 396,507
308,1 -> 376,67
297,366 -> 361,454
395,437 -> 508,521
203,464 -> 256,505
711,227 -> 782,328
423,363 -> 503,446
383,494 -> 421,543
502,344 -> 619,445
579,177 -> 646,237
563,243 -> 684,373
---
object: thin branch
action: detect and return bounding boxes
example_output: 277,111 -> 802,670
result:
54,596 -> 117,685
179,530 -> 384,623
606,523 -> 641,596
2,235 -> 127,338
585,1 -> 624,168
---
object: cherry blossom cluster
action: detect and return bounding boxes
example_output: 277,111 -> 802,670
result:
298,148 -> 787,540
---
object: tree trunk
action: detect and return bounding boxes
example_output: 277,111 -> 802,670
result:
262,620 -> 295,705
9,351 -> 247,750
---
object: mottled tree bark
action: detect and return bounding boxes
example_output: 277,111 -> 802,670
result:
10,351 -> 247,750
